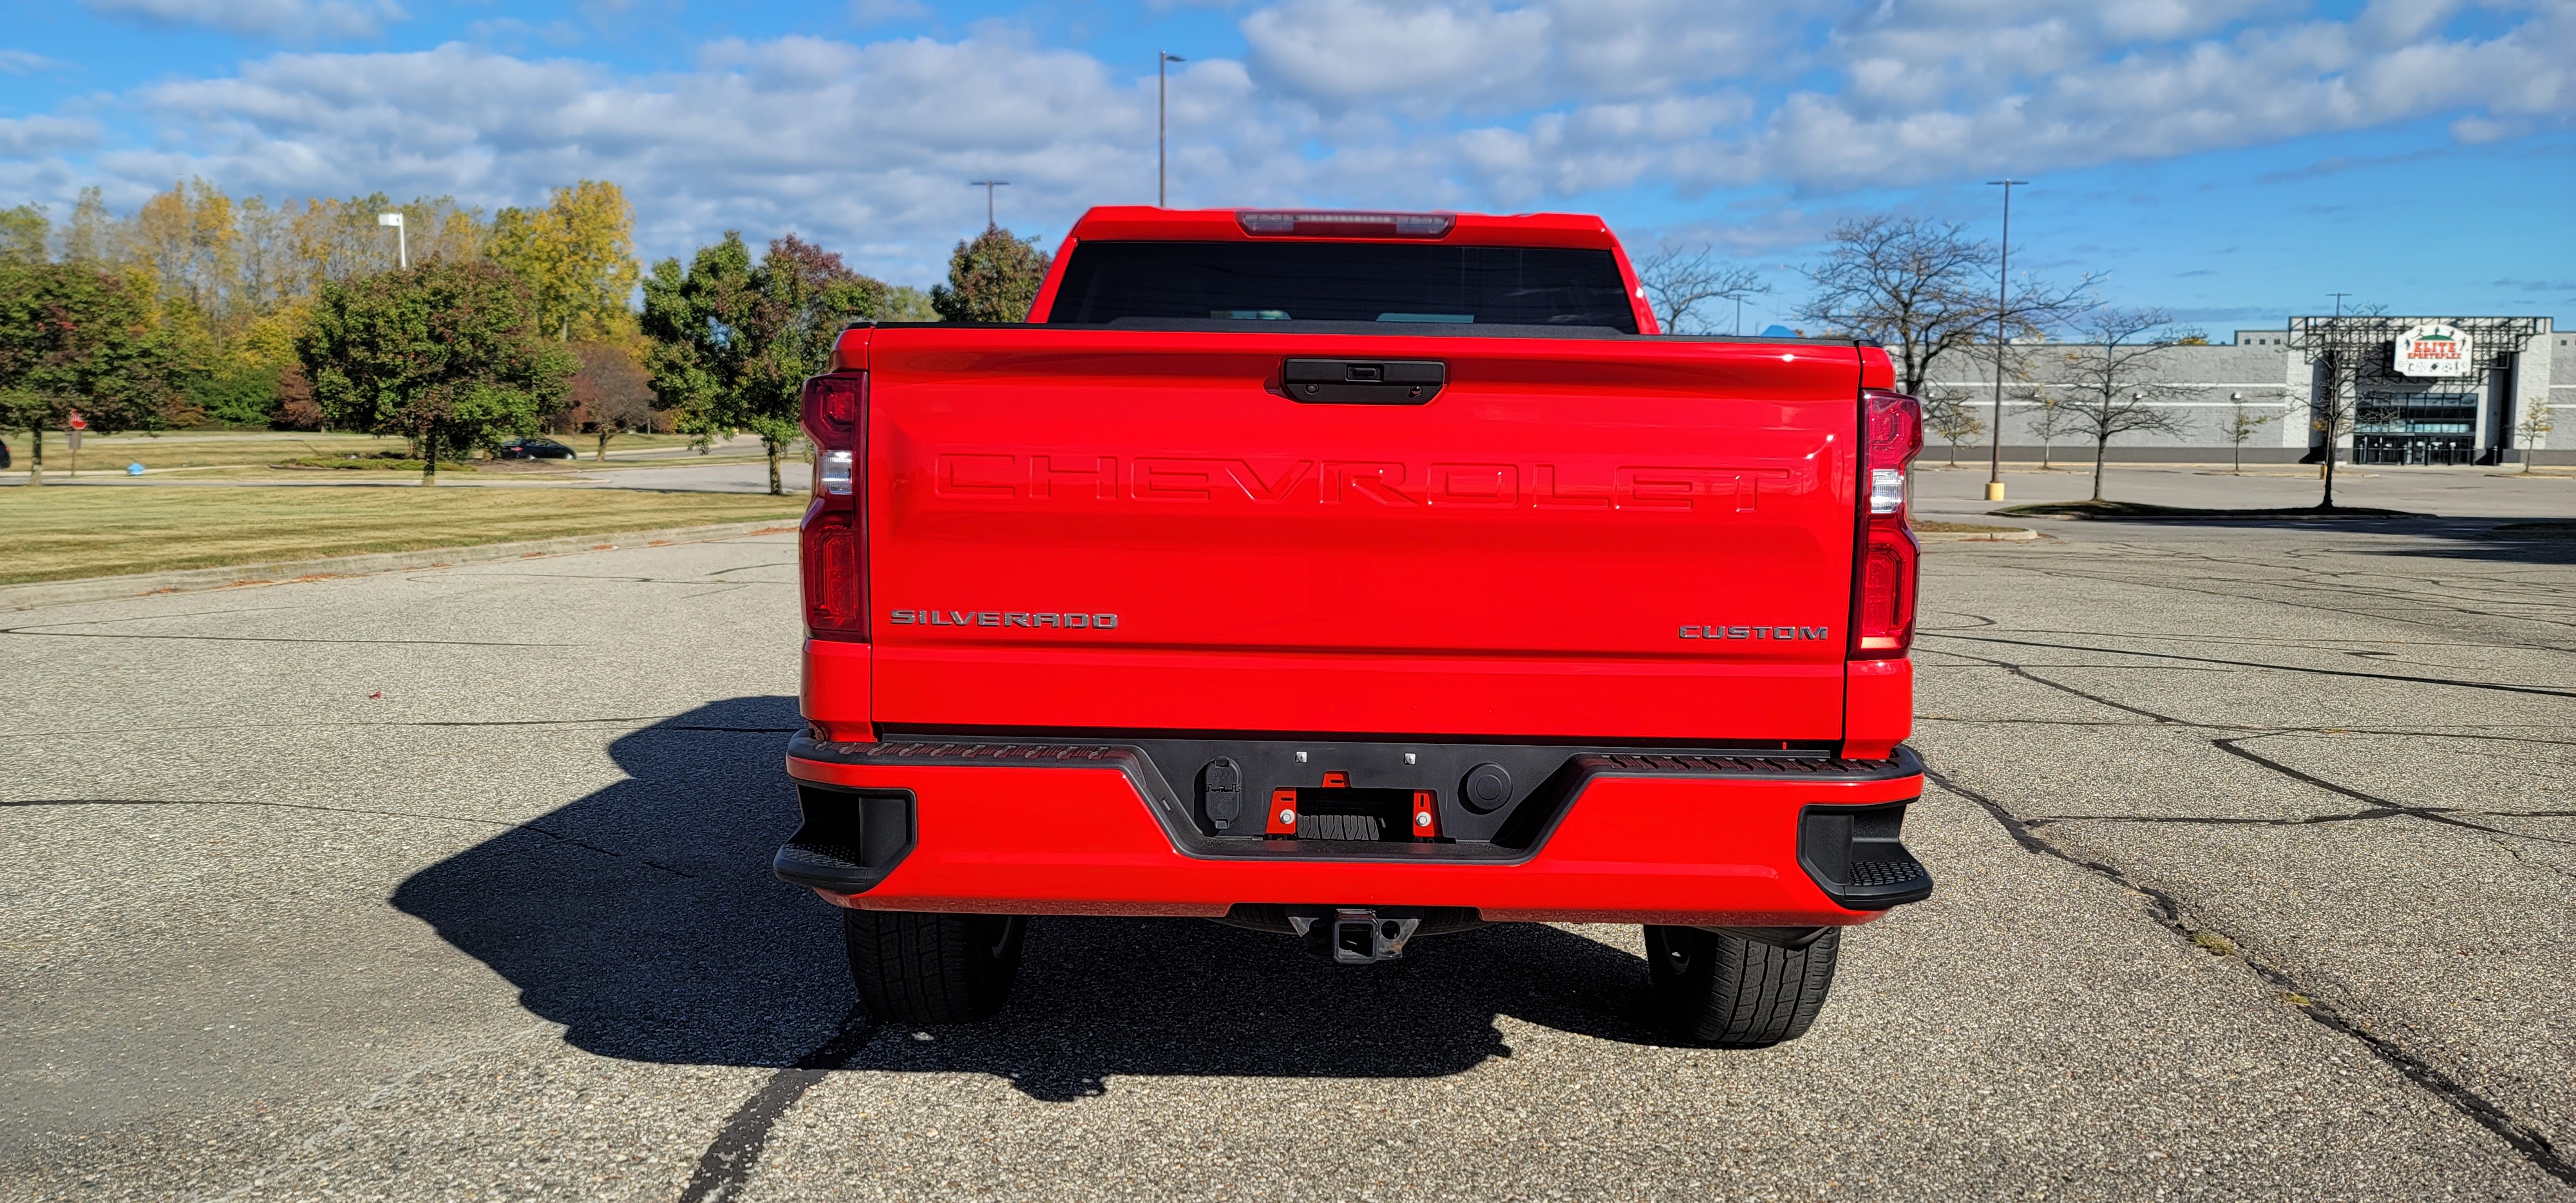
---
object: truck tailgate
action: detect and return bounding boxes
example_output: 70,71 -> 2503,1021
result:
856,327 -> 1863,742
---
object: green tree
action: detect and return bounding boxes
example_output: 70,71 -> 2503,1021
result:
489,180 -> 641,341
298,258 -> 576,485
642,232 -> 884,495
929,226 -> 1048,323
881,285 -> 938,321
0,204 -> 46,264
641,232 -> 755,471
59,187 -> 117,267
197,298 -> 314,428
0,261 -> 196,479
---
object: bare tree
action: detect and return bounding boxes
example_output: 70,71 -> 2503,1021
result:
1919,386 -> 1985,468
2056,308 -> 2197,501
2307,303 -> 2391,509
1797,214 -> 2098,396
2028,387 -> 2078,469
1636,244 -> 1768,334
2224,391 -> 2283,474
2308,374 -> 2358,506
2516,399 -> 2555,475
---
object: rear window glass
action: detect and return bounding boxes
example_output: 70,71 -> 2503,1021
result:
1045,241 -> 1638,331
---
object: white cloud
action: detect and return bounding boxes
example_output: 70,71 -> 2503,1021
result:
1242,0 -> 1814,114
0,116 -> 103,156
5,0 -> 2571,279
0,50 -> 67,75
80,0 -> 408,40
1733,3 -> 2576,187
53,38 -> 1299,281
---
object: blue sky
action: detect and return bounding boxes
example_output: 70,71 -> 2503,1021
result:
4,0 -> 2571,331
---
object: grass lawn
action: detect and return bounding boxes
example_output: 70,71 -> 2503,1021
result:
19,431 -> 412,473
12,431 -> 776,480
0,486 -> 805,585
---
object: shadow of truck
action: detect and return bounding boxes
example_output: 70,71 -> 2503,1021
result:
392,697 -> 1685,1101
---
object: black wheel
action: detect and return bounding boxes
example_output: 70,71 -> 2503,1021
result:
842,909 -> 1027,1024
1643,925 -> 1840,1048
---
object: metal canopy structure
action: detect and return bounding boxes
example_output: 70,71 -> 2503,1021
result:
2285,315 -> 2547,466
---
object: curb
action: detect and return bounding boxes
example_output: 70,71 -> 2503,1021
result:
0,520 -> 799,612
1917,527 -> 2041,542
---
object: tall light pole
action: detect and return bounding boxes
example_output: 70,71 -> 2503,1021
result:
1984,179 -> 2025,502
376,211 -> 407,270
1723,287 -> 1753,336
969,180 -> 1009,230
1159,51 -> 1185,207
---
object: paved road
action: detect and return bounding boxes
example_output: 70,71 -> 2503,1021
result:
1915,459 -> 2575,520
4,504 -> 2571,1199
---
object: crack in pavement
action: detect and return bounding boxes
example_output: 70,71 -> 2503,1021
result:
1917,660 -> 2242,672
2023,807 -> 2576,830
0,602 -> 316,625
1931,649 -> 2194,725
415,565 -> 793,583
1953,549 -> 2576,639
677,1007 -> 882,1203
0,797 -> 701,878
1922,767 -> 2576,1188
1927,624 -> 2558,654
2210,737 -> 2576,846
1923,632 -> 2576,699
2490,837 -> 2576,885
1933,648 -> 2573,846
1916,713 -> 2576,748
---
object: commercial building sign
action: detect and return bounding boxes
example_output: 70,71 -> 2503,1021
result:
2393,323 -> 2474,378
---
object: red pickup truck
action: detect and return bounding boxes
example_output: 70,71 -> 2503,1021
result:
774,207 -> 1928,1047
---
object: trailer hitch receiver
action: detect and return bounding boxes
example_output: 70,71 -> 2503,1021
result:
1286,907 -> 1422,963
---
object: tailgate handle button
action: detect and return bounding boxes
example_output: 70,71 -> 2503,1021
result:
1283,359 -> 1444,405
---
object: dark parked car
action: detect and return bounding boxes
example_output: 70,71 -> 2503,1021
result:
495,437 -> 577,460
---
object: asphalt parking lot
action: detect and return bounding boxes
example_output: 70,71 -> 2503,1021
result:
5,473 -> 2571,1200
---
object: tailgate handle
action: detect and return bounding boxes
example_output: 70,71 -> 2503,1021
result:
1283,359 -> 1444,405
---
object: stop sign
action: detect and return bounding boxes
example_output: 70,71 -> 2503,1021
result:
66,411 -> 88,431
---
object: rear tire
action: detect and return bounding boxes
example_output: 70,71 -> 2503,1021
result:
1643,925 -> 1840,1047
842,909 -> 1027,1024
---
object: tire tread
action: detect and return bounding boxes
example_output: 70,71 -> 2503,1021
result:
1646,925 -> 1841,1048
842,910 -> 1024,1025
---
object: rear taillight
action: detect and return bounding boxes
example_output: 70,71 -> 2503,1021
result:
1852,388 -> 1922,659
800,372 -> 867,641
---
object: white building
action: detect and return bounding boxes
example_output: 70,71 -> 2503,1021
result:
1918,317 -> 2564,466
